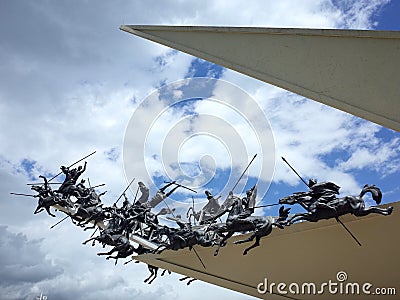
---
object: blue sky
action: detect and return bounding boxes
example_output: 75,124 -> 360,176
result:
370,0 -> 400,30
0,1 -> 399,300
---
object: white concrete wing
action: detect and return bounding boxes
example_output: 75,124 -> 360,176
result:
120,25 -> 400,132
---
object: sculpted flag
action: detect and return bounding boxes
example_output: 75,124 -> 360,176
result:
137,182 -> 149,204
148,191 -> 166,208
198,191 -> 221,224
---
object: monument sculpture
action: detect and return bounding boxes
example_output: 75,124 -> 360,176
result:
11,152 -> 393,284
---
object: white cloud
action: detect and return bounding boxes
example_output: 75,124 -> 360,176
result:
337,137 -> 400,175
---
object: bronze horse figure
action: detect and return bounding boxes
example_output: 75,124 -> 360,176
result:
279,184 -> 393,224
208,201 -> 289,256
96,235 -> 137,265
31,176 -> 75,217
153,224 -> 213,253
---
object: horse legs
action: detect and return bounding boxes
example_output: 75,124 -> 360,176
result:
354,206 -> 393,217
233,233 -> 258,255
214,243 -> 222,256
179,276 -> 196,285
70,217 -> 80,226
154,244 -> 167,254
144,271 -> 153,283
287,212 -> 312,224
78,216 -> 93,228
144,265 -> 158,284
243,236 -> 261,255
83,221 -> 97,231
43,206 -> 56,217
104,254 -> 120,265
97,247 -> 116,256
234,233 -> 255,245
34,204 -> 56,217
148,273 -> 158,284
214,231 -> 233,256
110,245 -> 134,265
84,217 -> 103,231
79,216 -> 90,226
82,236 -> 96,245
161,269 -> 171,276
33,205 -> 44,214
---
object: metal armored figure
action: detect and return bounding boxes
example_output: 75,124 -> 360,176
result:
57,161 -> 87,197
239,185 -> 257,218
306,179 -> 340,211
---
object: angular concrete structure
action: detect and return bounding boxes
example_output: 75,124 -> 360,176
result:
136,202 -> 399,299
120,25 -> 400,132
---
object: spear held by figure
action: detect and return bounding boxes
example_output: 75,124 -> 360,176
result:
114,178 -> 136,205
10,192 -> 37,197
231,154 -> 257,193
163,181 -> 197,194
48,151 -> 96,182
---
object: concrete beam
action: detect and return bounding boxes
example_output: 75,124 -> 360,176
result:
135,202 -> 399,299
120,25 -> 400,132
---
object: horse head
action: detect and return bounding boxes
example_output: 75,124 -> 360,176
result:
279,194 -> 298,205
279,192 -> 312,206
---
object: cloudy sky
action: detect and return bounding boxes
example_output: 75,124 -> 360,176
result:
1,1 -> 399,299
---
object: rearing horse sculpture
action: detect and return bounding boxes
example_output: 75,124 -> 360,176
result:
279,184 -> 393,224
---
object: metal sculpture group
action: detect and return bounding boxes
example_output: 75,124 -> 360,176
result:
11,152 -> 394,285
